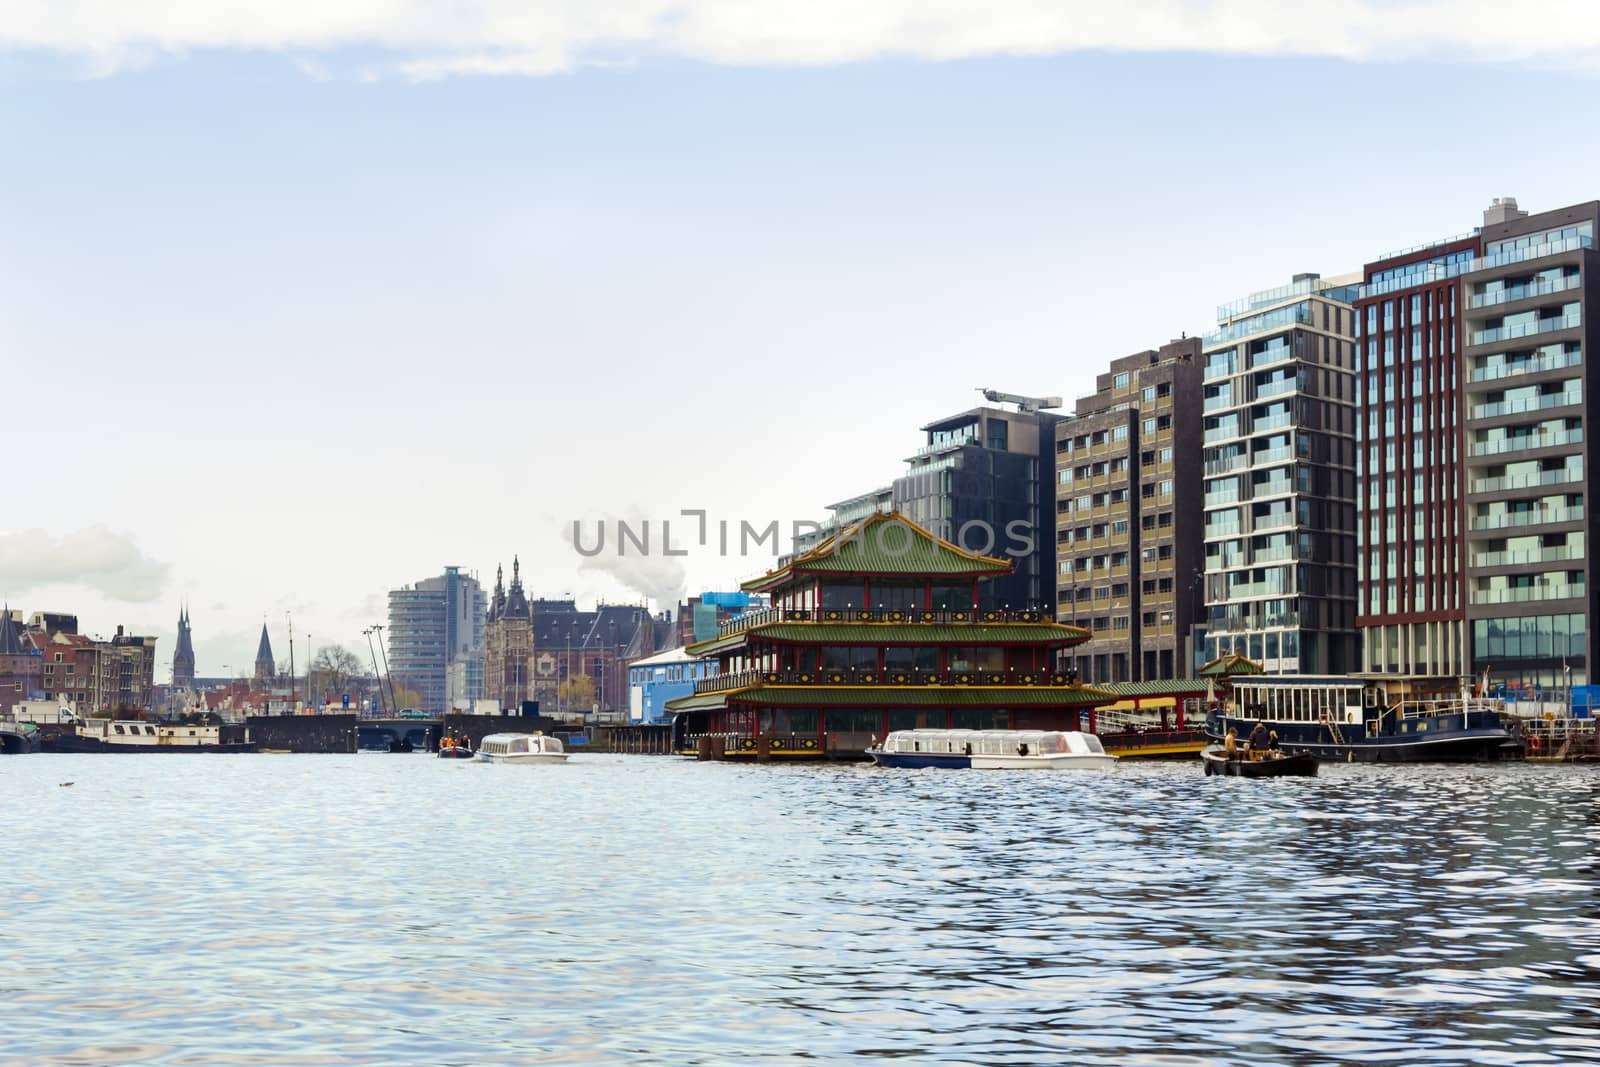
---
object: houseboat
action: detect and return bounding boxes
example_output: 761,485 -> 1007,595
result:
475,732 -> 568,764
868,728 -> 1117,770
43,719 -> 257,753
1206,675 -> 1513,762
665,511 -> 1115,761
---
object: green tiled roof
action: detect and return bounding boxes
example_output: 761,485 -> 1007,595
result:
687,621 -> 1092,657
744,512 -> 1010,592
1097,679 -> 1213,698
666,684 -> 1116,712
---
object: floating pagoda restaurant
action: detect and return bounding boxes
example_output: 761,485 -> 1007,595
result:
665,512 -> 1114,760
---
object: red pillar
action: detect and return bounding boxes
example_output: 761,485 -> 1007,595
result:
1176,700 -> 1186,730
1087,707 -> 1097,734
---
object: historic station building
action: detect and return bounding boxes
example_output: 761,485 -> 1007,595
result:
666,512 -> 1113,759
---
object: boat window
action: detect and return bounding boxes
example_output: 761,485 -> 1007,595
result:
1083,735 -> 1106,754
113,724 -> 125,735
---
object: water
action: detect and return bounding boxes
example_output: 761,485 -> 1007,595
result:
2,755 -> 1598,1066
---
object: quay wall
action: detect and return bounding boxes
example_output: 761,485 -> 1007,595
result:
246,714 -> 358,753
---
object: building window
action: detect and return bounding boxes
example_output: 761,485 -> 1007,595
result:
1114,372 -> 1130,389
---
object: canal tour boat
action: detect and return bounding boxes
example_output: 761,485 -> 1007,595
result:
867,729 -> 1117,770
1206,675 -> 1513,763
474,732 -> 568,764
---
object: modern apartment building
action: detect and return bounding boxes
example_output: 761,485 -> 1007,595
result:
1055,337 -> 1204,683
794,405 -> 1061,611
1200,273 -> 1361,674
1460,199 -> 1596,689
1354,232 -> 1480,676
387,565 -> 486,714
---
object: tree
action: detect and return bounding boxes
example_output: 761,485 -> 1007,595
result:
558,675 -> 595,711
383,677 -> 425,714
309,645 -> 366,705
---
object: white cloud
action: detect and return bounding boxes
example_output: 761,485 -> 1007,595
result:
0,526 -> 170,603
4,0 -> 1600,78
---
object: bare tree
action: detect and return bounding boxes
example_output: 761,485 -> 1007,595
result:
310,645 -> 366,706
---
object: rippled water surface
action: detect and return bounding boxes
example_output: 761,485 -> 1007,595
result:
3,754 -> 1598,1065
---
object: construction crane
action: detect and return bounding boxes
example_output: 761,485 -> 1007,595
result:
978,388 -> 1064,414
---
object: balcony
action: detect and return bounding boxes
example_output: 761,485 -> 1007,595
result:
1469,234 -> 1593,272
1469,505 -> 1585,531
713,606 -> 1052,639
1205,454 -> 1247,476
1471,348 -> 1582,383
1470,311 -> 1581,347
1255,377 -> 1299,401
1470,391 -> 1581,420
1469,468 -> 1585,494
690,665 -> 1090,695
1251,478 -> 1293,498
1471,544 -> 1586,568
1470,272 -> 1582,309
1470,583 -> 1586,605
1253,511 -> 1296,531
1253,413 -> 1293,434
1204,424 -> 1242,445
1470,428 -> 1583,457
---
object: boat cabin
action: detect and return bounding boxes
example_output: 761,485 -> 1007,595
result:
478,733 -> 564,757
881,729 -> 1107,757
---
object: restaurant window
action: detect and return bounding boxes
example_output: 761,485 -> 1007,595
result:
930,584 -> 974,611
820,583 -> 862,611
884,647 -> 940,673
947,646 -> 1004,673
889,708 -> 949,731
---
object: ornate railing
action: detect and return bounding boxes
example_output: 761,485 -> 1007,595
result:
715,606 -> 1052,638
692,667 -> 1083,695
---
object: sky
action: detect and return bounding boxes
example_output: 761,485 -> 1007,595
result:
4,0 -> 1600,681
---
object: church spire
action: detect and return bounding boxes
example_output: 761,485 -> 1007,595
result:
254,622 -> 275,683
173,602 -> 196,688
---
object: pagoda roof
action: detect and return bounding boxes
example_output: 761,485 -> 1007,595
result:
688,619 -> 1090,657
744,511 -> 1010,593
1096,679 -> 1213,698
666,683 -> 1115,714
1198,653 -> 1265,677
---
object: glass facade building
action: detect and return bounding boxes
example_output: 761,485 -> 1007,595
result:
1460,201 -> 1597,690
1200,273 -> 1361,674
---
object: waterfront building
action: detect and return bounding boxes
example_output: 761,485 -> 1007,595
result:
172,605 -> 196,688
1354,228 -> 1481,677
483,558 -> 533,710
626,646 -> 717,723
1460,199 -> 1597,690
794,405 -> 1062,611
673,591 -> 769,647
1055,337 -> 1204,683
529,599 -> 670,718
665,511 -> 1109,759
1201,273 -> 1361,674
387,565 -> 487,715
0,606 -> 43,717
23,618 -> 157,714
253,624 -> 275,683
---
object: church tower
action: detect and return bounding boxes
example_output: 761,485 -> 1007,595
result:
172,605 -> 196,688
253,623 -> 275,683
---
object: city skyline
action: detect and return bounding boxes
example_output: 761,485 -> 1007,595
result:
7,14 -> 1600,678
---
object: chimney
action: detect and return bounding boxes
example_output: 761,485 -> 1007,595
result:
1484,196 -> 1528,227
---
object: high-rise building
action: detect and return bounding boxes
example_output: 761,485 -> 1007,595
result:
387,565 -> 486,714
172,605 -> 196,688
1055,337 -> 1204,683
1200,273 -> 1361,674
1354,232 -> 1480,676
1459,198 -> 1596,689
795,405 -> 1061,611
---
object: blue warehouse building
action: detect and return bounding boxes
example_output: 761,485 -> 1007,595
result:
628,646 -> 717,724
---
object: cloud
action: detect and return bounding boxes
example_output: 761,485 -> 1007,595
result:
566,514 -> 688,612
0,526 -> 170,603
5,1 -> 1600,78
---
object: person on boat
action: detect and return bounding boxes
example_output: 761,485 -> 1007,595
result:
1268,730 -> 1280,752
1224,727 -> 1239,759
1247,721 -> 1270,759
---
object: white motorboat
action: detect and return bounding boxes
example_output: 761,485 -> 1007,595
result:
867,729 -> 1117,770
475,732 -> 569,764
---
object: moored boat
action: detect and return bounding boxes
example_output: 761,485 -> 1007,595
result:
41,718 -> 256,753
1200,744 -> 1318,777
1206,675 -> 1512,763
475,732 -> 568,764
437,737 -> 475,759
867,728 -> 1117,770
